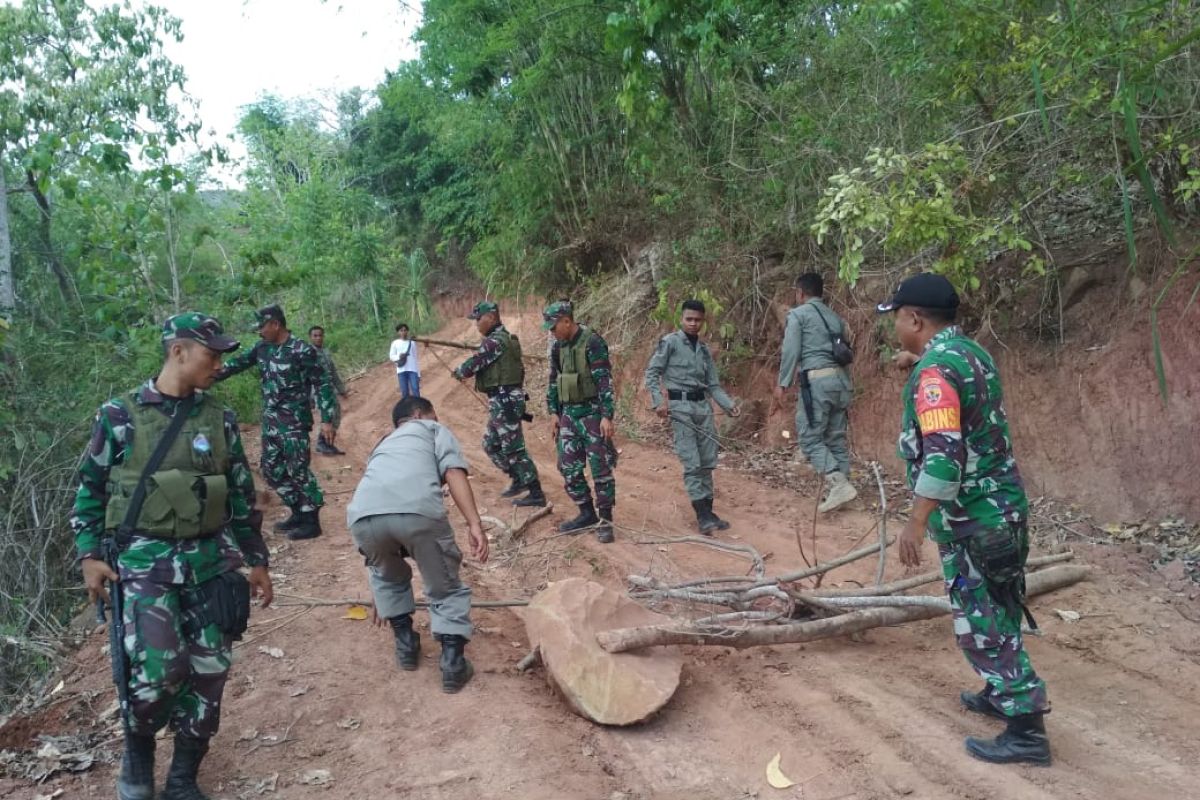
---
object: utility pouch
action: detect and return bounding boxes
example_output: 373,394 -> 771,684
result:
183,571 -> 251,640
966,524 -> 1035,628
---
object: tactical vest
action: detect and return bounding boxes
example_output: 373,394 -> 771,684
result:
105,394 -> 230,539
556,326 -> 599,404
475,329 -> 525,392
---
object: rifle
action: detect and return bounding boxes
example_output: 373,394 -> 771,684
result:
96,394 -> 195,731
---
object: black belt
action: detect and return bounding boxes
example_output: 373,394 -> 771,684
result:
667,389 -> 706,402
484,384 -> 521,397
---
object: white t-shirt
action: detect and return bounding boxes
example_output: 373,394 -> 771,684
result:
388,338 -> 419,374
347,420 -> 469,526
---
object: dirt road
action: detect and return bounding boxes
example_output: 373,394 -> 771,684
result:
5,308 -> 1200,799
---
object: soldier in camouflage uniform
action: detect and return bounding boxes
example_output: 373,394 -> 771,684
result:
451,301 -> 546,507
644,299 -> 742,535
544,300 -> 618,543
880,273 -> 1051,766
308,325 -> 349,456
215,305 -> 336,540
73,312 -> 273,800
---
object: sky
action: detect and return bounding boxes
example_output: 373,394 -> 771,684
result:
151,0 -> 422,185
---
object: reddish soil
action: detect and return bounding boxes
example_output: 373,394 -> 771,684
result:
4,305 -> 1200,799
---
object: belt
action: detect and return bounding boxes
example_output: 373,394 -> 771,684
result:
806,367 -> 842,379
667,389 -> 707,401
484,384 -> 521,397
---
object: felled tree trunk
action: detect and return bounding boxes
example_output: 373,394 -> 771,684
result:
597,565 -> 1089,653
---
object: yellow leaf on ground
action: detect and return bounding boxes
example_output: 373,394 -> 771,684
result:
343,605 -> 369,621
766,752 -> 796,789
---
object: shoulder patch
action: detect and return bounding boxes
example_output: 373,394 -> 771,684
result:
915,367 -> 961,434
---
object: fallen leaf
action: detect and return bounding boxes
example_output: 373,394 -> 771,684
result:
342,605 -> 369,621
238,728 -> 259,742
258,646 -> 285,659
33,791 -> 65,800
1055,609 -> 1081,623
781,430 -> 791,439
299,768 -> 333,786
288,685 -> 309,697
50,679 -> 65,696
766,752 -> 795,789
336,717 -> 361,730
255,773 -> 279,793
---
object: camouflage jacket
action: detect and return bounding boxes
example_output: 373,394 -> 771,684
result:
452,323 -> 508,380
315,347 -> 348,397
217,334 -> 335,431
897,326 -> 1028,543
69,380 -> 269,583
547,327 -> 615,419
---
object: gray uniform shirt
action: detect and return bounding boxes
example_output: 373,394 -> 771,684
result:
777,298 -> 848,388
644,330 -> 736,413
346,419 -> 469,526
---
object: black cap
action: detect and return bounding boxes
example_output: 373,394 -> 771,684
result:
876,273 -> 960,313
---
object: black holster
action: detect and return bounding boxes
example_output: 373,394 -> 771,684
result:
798,370 -> 815,426
183,571 -> 251,640
966,523 -> 1036,629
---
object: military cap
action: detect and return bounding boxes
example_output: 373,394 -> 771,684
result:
467,300 -> 499,320
876,273 -> 960,313
162,312 -> 240,353
253,304 -> 287,330
541,300 -> 574,330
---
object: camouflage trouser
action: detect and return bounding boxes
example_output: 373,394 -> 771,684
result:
797,372 -> 851,475
483,387 -> 539,487
261,425 -> 323,511
120,577 -> 232,738
312,395 -> 342,430
556,406 -> 617,511
668,400 -> 717,501
939,539 -> 1049,717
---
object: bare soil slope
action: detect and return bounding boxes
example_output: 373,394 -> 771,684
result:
3,306 -> 1200,799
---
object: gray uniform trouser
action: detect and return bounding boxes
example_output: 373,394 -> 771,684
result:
669,399 -> 718,502
796,371 -> 852,476
349,513 -> 473,639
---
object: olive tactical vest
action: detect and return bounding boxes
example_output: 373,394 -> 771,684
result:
556,326 -> 599,404
475,329 -> 525,392
104,394 -> 230,539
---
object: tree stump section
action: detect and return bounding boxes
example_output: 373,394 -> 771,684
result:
522,578 -> 683,726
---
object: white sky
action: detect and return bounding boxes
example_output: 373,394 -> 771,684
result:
152,0 -> 422,186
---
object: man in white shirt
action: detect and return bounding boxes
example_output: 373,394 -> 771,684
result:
389,323 -> 421,397
346,396 -> 487,693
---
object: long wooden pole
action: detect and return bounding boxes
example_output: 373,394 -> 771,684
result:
596,564 -> 1089,653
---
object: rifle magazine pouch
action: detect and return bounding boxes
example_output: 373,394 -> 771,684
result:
185,571 -> 251,640
965,525 -> 1028,615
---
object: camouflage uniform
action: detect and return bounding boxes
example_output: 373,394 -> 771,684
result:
643,329 -> 736,501
898,324 -> 1048,718
452,321 -> 539,489
547,324 -> 617,512
217,334 -> 335,512
312,345 -> 348,430
70,379 -> 268,739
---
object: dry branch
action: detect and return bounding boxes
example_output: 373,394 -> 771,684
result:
811,551 -> 1074,598
597,564 -> 1090,653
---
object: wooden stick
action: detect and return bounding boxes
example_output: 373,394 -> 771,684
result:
799,595 -> 953,611
810,551 -> 1074,598
416,336 -> 545,361
516,647 -> 541,672
870,462 -> 888,586
596,564 -> 1090,653
754,538 -> 894,589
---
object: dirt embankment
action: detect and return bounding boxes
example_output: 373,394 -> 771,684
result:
2,300 -> 1199,800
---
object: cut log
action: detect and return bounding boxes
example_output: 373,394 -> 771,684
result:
522,578 -> 683,725
597,565 -> 1090,653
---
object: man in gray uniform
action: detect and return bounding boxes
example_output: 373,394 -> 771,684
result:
346,396 -> 489,693
644,299 -> 742,534
775,272 -> 857,512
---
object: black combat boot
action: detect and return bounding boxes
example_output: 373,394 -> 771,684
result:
272,506 -> 301,533
960,684 -> 1007,721
499,476 -> 524,498
692,499 -> 717,535
558,501 -> 598,533
160,734 -> 211,800
437,634 -> 474,693
512,480 -> 547,508
286,508 -> 322,540
703,499 -> 731,532
596,507 -> 615,544
965,713 -> 1052,766
116,731 -> 155,800
319,435 -> 345,456
389,613 -> 421,671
